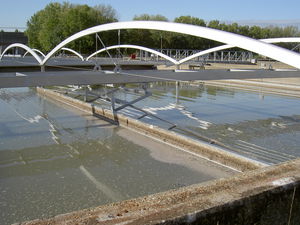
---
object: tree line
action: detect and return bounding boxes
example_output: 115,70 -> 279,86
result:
25,2 -> 300,54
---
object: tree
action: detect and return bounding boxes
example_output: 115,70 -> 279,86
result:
207,20 -> 220,29
26,10 -> 44,50
25,5 -> 300,54
124,14 -> 169,50
37,2 -> 64,52
25,2 -> 118,53
172,16 -> 208,49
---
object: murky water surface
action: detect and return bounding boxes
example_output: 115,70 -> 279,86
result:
86,82 -> 300,164
1,82 -> 300,224
0,87 -> 234,225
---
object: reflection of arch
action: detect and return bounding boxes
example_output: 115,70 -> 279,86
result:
60,47 -> 84,61
179,37 -> 300,65
0,43 -> 43,64
23,48 -> 46,58
86,44 -> 178,64
42,21 -> 300,69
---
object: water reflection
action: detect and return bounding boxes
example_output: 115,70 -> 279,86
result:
0,87 -> 234,225
86,82 -> 300,164
2,83 -> 300,224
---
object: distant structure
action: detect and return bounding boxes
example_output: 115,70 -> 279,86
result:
0,31 -> 28,55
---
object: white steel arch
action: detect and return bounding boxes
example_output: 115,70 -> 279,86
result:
42,21 -> 300,69
0,43 -> 43,64
179,37 -> 300,65
23,48 -> 46,58
86,44 -> 179,64
262,37 -> 300,43
22,47 -> 84,61
60,47 -> 84,61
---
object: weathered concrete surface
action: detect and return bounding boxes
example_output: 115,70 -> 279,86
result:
158,61 -> 295,71
204,78 -> 300,91
202,79 -> 300,98
19,158 -> 300,225
36,87 -> 264,172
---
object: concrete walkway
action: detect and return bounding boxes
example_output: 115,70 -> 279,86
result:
158,61 -> 300,96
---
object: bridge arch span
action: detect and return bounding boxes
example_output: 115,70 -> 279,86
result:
179,37 -> 300,65
86,44 -> 179,64
0,43 -> 43,64
23,48 -> 46,58
22,47 -> 84,61
42,21 -> 300,69
60,47 -> 84,61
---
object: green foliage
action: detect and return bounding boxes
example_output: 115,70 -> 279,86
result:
207,20 -> 300,40
26,2 -> 118,53
133,14 -> 168,21
172,16 -> 207,49
206,20 -> 300,50
25,3 -> 300,54
122,14 -> 169,49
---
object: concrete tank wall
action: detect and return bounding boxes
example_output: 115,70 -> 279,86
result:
20,157 -> 300,225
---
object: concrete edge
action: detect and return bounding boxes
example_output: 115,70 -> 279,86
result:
203,79 -> 300,97
36,87 -> 263,172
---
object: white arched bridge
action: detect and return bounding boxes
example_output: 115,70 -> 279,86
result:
1,21 -> 300,89
85,44 -> 178,64
4,37 -> 300,67
1,21 -> 300,68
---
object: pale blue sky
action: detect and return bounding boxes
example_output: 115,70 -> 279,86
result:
1,0 -> 300,29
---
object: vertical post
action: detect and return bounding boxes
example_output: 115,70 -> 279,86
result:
111,92 -> 115,112
160,34 -> 163,52
175,81 -> 179,104
104,85 -> 107,98
95,33 -> 98,59
118,29 -> 121,59
84,85 -> 88,102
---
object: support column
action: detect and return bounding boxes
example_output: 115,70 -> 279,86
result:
111,92 -> 115,112
175,81 -> 180,104
84,86 -> 88,102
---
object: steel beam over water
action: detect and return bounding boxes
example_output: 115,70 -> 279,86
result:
1,69 -> 300,88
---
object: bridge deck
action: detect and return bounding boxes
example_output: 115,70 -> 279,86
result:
1,69 -> 300,88
0,57 -> 164,72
